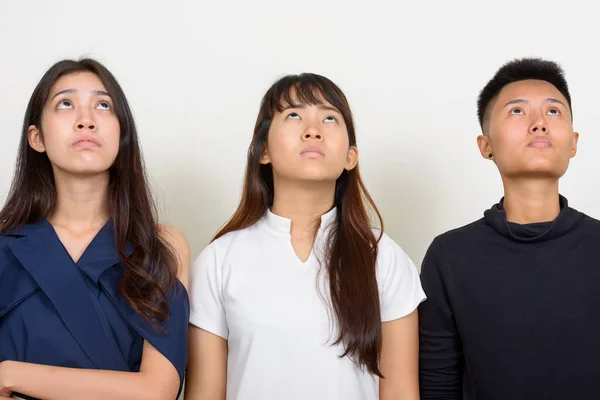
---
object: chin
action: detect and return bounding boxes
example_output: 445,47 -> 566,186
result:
294,168 -> 336,181
501,156 -> 569,178
72,170 -> 111,177
295,173 -> 338,183
68,163 -> 112,176
528,161 -> 569,177
504,166 -> 566,179
298,177 -> 333,183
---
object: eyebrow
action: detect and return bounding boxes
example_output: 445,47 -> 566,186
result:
51,89 -> 111,99
503,98 -> 567,108
281,104 -> 341,113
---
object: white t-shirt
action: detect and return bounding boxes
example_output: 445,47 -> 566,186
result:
189,207 -> 426,400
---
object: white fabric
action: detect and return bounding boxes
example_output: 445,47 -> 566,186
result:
189,208 -> 426,400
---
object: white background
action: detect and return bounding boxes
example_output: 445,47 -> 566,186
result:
1,0 -> 598,269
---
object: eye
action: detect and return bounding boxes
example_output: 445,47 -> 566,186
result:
286,112 -> 301,120
510,108 -> 523,115
97,101 -> 111,110
324,116 -> 337,123
57,100 -> 73,109
547,108 -> 560,116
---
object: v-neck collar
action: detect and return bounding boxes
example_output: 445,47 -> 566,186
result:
7,218 -> 133,285
5,218 -> 132,370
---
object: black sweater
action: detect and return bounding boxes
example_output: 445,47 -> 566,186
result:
418,196 -> 600,400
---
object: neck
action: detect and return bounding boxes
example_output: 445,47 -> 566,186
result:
271,179 -> 335,238
48,169 -> 110,230
501,176 -> 561,224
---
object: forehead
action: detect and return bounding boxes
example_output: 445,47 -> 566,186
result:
50,72 -> 106,94
495,79 -> 568,106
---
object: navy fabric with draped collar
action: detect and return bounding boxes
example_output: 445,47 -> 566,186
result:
0,219 -> 189,398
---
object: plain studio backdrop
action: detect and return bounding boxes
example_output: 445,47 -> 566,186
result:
1,0 -> 599,272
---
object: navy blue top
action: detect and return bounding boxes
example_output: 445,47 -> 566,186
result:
0,219 -> 189,399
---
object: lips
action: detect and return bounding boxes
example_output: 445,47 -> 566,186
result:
72,136 -> 101,148
527,137 -> 551,149
301,147 -> 325,157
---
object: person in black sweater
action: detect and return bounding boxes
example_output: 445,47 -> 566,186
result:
418,58 -> 600,400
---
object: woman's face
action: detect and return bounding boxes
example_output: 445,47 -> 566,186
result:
29,71 -> 120,176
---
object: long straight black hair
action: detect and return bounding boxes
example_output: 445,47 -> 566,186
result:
0,59 -> 178,329
214,73 -> 385,376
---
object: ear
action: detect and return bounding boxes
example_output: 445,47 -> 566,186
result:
476,134 -> 493,160
259,145 -> 270,165
28,125 -> 46,153
344,146 -> 359,171
571,131 -> 579,158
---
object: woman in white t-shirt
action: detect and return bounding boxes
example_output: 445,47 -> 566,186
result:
185,73 -> 426,400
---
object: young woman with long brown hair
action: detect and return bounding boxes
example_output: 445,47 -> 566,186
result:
0,59 -> 190,400
186,73 -> 425,399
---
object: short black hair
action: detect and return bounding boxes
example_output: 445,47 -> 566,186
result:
477,58 -> 572,130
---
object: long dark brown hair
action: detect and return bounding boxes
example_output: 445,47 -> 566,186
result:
0,59 -> 178,329
214,73 -> 385,376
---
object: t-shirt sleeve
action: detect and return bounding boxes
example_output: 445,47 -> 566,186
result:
376,232 -> 427,322
188,240 -> 228,339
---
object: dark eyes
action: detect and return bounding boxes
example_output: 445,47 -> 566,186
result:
509,107 -> 561,116
97,102 -> 111,110
56,100 -> 111,110
286,112 -> 338,122
547,108 -> 560,116
57,100 -> 73,109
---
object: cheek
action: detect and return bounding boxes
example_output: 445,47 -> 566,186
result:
490,120 -> 524,146
109,122 -> 121,151
491,131 -> 519,153
39,112 -> 76,152
40,126 -> 69,155
100,118 -> 121,154
332,144 -> 350,164
40,133 -> 69,166
329,129 -> 350,154
557,136 -> 576,153
267,130 -> 296,159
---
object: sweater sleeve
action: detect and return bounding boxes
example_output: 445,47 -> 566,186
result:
418,237 -> 464,399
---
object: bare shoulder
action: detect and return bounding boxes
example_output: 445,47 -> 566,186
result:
159,224 -> 190,288
159,224 -> 190,252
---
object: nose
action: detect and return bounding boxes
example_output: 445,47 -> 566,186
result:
529,113 -> 547,134
74,111 -> 96,131
303,124 -> 322,140
531,124 -> 547,133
